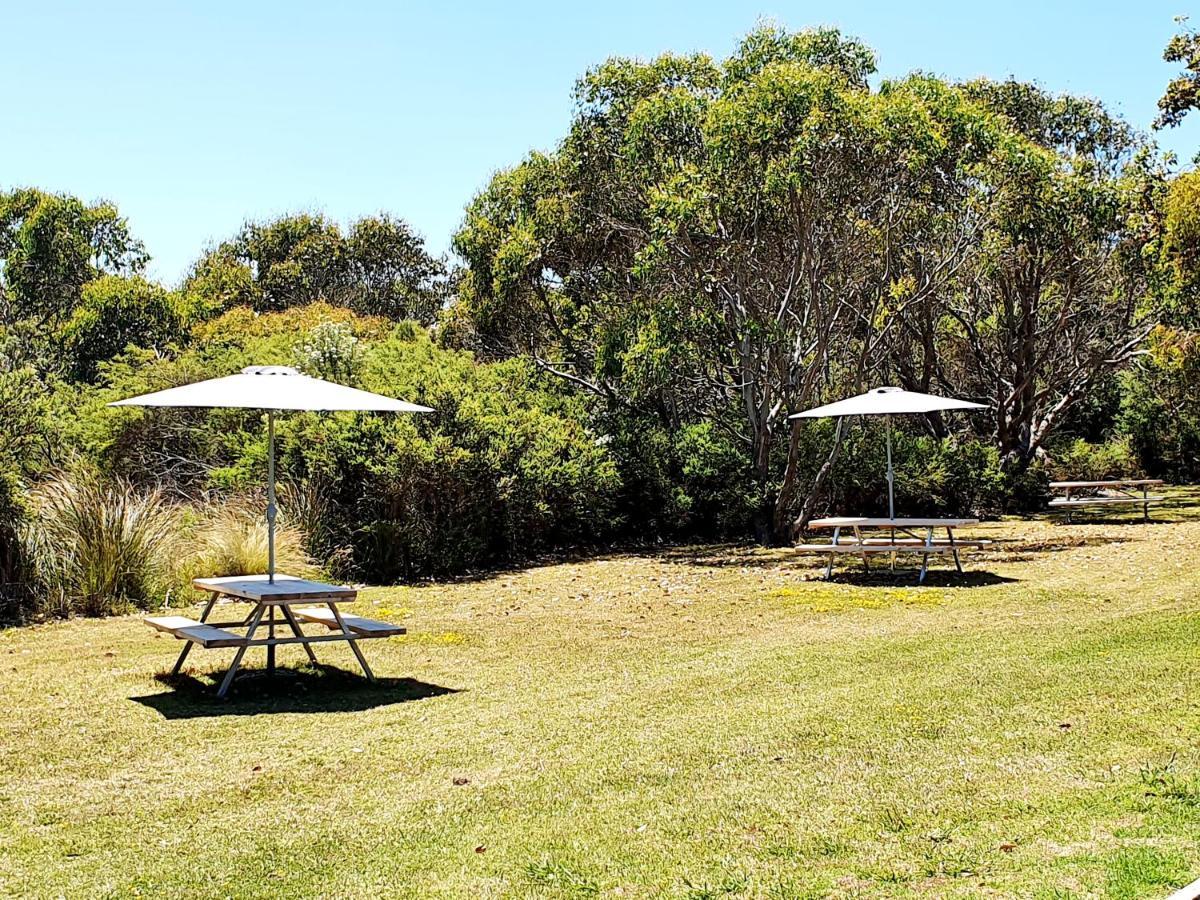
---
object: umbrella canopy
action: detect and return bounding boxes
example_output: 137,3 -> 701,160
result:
789,387 -> 985,519
109,365 -> 431,413
110,366 -> 432,581
789,386 -> 985,419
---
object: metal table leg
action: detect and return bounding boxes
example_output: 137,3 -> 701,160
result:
947,526 -> 963,574
918,527 -> 933,584
266,605 -> 276,674
279,604 -> 319,664
217,605 -> 265,699
330,602 -> 375,682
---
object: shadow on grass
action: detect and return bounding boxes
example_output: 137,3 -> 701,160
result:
812,568 -> 1017,588
131,664 -> 460,719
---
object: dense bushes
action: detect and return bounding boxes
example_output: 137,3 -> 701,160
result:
75,309 -> 624,584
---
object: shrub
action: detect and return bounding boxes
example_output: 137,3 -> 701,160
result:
60,275 -> 186,381
1045,437 -> 1141,483
1117,327 -> 1200,480
24,470 -> 177,617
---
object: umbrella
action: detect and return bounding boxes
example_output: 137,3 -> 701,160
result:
110,365 -> 432,582
789,386 -> 986,519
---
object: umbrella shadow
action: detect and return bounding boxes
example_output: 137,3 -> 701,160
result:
813,568 -> 1017,588
131,664 -> 461,719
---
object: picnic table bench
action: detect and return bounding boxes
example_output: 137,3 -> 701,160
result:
795,517 -> 990,583
145,575 -> 405,698
1048,479 -> 1164,523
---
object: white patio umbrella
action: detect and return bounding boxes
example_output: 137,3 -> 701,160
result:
789,386 -> 986,519
110,365 -> 432,582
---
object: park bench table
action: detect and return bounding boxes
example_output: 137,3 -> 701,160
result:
145,575 -> 404,698
1048,479 -> 1164,523
797,517 -> 989,583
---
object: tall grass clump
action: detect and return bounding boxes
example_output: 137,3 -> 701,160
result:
175,503 -> 315,587
26,470 -> 178,617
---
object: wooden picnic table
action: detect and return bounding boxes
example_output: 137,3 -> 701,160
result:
1048,479 -> 1165,523
800,517 -> 988,583
145,574 -> 405,698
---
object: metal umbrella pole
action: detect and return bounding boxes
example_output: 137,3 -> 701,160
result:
267,410 -> 276,584
885,413 -> 895,520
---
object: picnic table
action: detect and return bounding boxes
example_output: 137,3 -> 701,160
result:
1048,479 -> 1164,523
145,575 -> 405,698
796,517 -> 990,583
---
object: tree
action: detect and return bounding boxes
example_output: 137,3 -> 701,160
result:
452,27 -> 1024,541
0,188 -> 147,322
1156,17 -> 1200,129
940,81 -> 1152,468
183,213 -> 448,322
60,275 -> 185,380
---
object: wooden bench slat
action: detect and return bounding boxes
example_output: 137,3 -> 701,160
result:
792,544 -> 966,555
1049,496 -> 1164,508
293,607 -> 406,637
144,616 -> 247,648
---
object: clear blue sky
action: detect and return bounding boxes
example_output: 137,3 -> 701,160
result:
3,0 -> 1197,285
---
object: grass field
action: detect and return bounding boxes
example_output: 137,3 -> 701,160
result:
2,493 -> 1200,898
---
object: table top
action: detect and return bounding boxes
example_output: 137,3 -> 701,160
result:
1050,479 -> 1163,489
808,516 -> 979,529
192,574 -> 357,604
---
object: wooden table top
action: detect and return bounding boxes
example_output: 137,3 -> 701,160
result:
1049,479 -> 1163,489
192,574 -> 357,604
808,516 -> 980,529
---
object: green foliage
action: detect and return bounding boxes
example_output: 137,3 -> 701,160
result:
60,275 -> 186,380
183,213 -> 449,322
1156,17 -> 1200,130
1045,437 -> 1140,484
0,188 -> 147,322
173,504 -> 315,591
1116,327 -> 1200,480
81,305 -> 623,581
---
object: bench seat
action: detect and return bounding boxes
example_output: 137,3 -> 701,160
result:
293,607 -> 406,637
144,615 -> 246,648
793,543 -> 965,555
856,537 -> 991,549
1049,496 -> 1164,508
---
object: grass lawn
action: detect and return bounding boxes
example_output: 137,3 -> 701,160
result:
2,493 -> 1200,898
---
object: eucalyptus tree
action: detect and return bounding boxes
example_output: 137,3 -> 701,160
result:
453,27 -> 1024,541
184,213 -> 449,322
938,82 -> 1154,468
0,188 -> 147,323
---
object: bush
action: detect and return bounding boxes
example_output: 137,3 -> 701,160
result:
60,275 -> 186,381
1117,327 -> 1200,480
24,470 -> 177,617
1045,437 -> 1141,483
82,308 -> 625,581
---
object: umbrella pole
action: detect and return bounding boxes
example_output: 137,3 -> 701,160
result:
885,414 -> 895,520
267,411 -> 276,584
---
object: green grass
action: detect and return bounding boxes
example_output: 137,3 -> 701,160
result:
2,491 -> 1200,897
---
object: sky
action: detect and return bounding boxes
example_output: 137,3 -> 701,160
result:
3,0 -> 1198,285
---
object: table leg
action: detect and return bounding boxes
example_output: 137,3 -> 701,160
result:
217,605 -> 265,699
854,526 -> 868,573
172,594 -> 217,676
266,605 -> 277,675
947,527 -> 963,574
918,528 -> 933,584
329,602 -> 376,682
1143,485 -> 1150,523
825,527 -> 840,580
279,605 -> 319,664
